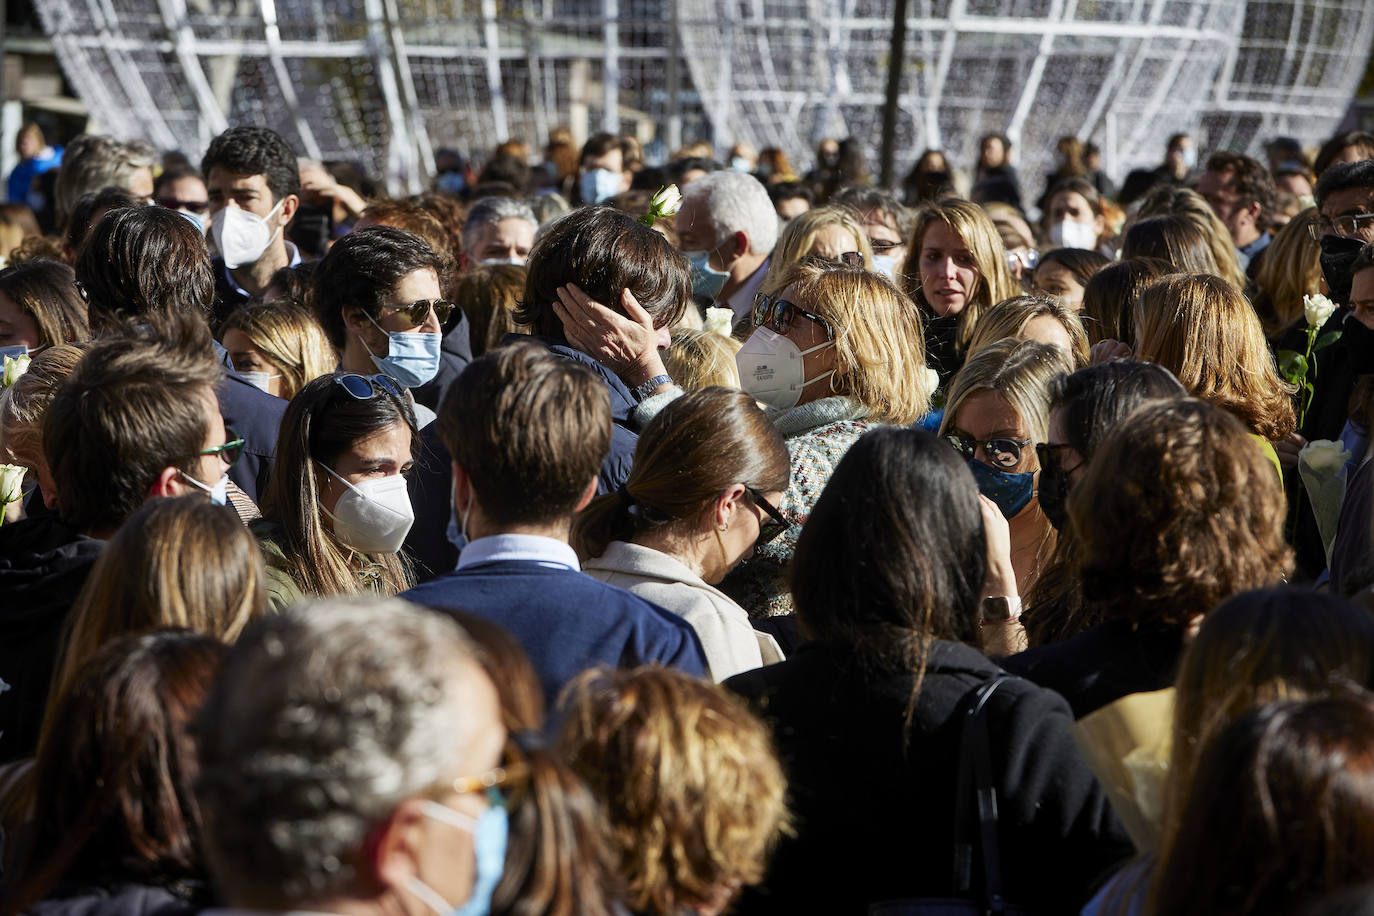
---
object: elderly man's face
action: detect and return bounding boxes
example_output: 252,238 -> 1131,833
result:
467,217 -> 535,265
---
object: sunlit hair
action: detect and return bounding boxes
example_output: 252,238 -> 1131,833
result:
218,302 -> 337,400
1079,257 -> 1174,345
663,328 -> 742,390
1134,273 -> 1296,441
940,338 -> 1072,449
0,259 -> 86,347
1070,399 -> 1292,629
899,198 -> 1017,351
54,497 -> 266,699
451,263 -> 528,357
1253,206 -> 1324,337
0,343 -> 87,471
259,373 -> 418,599
1132,186 -> 1247,290
967,295 -> 1090,367
559,666 -> 789,916
1121,214 -> 1227,281
759,206 -> 874,297
776,260 -> 932,422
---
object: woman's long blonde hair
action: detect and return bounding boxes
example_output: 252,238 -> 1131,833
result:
1134,273 -> 1297,441
218,302 -> 337,399
782,260 -> 933,423
1253,207 -> 1324,338
899,199 -> 1017,352
1134,186 -> 1248,291
759,206 -> 873,298
967,295 -> 1090,367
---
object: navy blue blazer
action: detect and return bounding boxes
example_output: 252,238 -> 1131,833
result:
213,340 -> 286,504
403,560 -> 708,711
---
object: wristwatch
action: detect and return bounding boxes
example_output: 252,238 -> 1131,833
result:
981,595 -> 1022,623
632,373 -> 672,401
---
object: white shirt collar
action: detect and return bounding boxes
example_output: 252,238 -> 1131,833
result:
723,257 -> 770,324
457,533 -> 580,572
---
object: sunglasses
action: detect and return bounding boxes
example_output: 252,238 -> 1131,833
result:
751,292 -> 837,340
335,373 -> 406,402
746,487 -> 790,545
198,427 -> 246,466
158,198 -> 209,214
944,433 -> 1032,470
380,299 -> 455,327
1034,442 -> 1082,475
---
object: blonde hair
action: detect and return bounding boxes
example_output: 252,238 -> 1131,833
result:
1253,207 -> 1323,337
0,344 -> 87,470
967,295 -> 1090,367
1134,273 -> 1297,441
663,328 -> 742,390
759,206 -> 873,298
782,261 -> 933,423
0,204 -> 40,262
452,263 -> 529,356
55,496 -> 266,696
218,303 -> 336,400
940,338 -> 1072,449
1134,187 -> 1248,291
558,666 -> 789,916
900,199 -> 1017,351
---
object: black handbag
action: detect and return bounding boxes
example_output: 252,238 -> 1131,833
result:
868,675 -> 1030,916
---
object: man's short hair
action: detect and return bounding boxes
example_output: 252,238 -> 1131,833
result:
64,187 -> 141,255
43,317 -> 222,534
440,340 -> 611,527
681,170 -> 780,254
579,132 -> 629,168
54,134 -> 156,229
1205,151 -> 1279,231
1316,159 -> 1374,210
830,186 -> 915,240
201,127 -> 301,204
194,598 -> 488,904
76,205 -> 216,331
518,206 -> 688,338
309,226 -> 444,349
768,181 -> 814,208
462,196 -> 538,241
664,157 -> 722,185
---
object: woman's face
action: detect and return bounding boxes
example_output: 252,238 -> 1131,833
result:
1021,314 -> 1075,355
919,152 -> 947,174
1033,262 -> 1087,310
808,224 -> 863,263
1047,406 -> 1086,486
0,290 -> 41,351
980,138 -> 1006,169
221,327 -> 287,398
950,390 -> 1038,476
1048,191 -> 1103,235
317,421 -> 414,520
919,221 -> 980,318
707,487 -> 785,584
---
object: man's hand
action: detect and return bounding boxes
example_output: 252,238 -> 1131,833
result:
552,283 -> 669,388
1275,432 -> 1307,472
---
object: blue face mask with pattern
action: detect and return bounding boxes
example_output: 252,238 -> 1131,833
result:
968,459 -> 1035,520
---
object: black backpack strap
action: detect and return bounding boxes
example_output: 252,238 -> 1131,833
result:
950,675 -> 1013,915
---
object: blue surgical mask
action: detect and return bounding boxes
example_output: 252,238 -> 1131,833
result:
731,156 -> 752,172
179,469 -> 229,507
437,171 -> 467,194
968,459 -> 1035,520
580,168 -> 621,204
177,208 -> 206,234
405,795 -> 509,916
362,313 -> 443,388
684,249 -> 731,301
1180,146 -> 1198,170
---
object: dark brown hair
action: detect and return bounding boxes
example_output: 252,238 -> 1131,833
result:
1070,399 -> 1292,630
573,387 -> 790,560
3,630 -> 225,914
1205,151 -> 1279,232
1078,257 -> 1174,345
441,340 -> 612,528
309,225 -> 445,349
0,258 -> 88,345
519,206 -> 689,339
453,263 -> 529,356
43,317 -> 222,535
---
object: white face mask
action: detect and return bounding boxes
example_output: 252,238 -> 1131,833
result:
872,253 -> 899,280
238,370 -> 280,394
318,464 -> 415,553
211,198 -> 285,269
736,327 -> 835,410
179,469 -> 229,507
1048,219 -> 1098,251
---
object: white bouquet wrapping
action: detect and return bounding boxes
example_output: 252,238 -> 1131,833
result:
1298,439 -> 1351,564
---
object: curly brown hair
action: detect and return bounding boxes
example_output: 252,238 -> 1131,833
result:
1134,273 -> 1297,441
1069,399 -> 1292,628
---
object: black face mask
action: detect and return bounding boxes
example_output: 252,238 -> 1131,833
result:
1320,234 -> 1367,307
1037,450 -> 1073,532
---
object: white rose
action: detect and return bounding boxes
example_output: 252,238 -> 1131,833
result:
1300,439 -> 1349,474
703,307 -> 735,338
1,353 -> 30,388
1304,293 -> 1337,328
923,367 -> 940,393
650,184 -> 682,219
0,463 -> 25,506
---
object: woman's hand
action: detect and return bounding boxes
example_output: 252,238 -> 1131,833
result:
1090,338 -> 1132,365
553,283 -> 669,388
1275,432 -> 1307,472
978,494 -> 1019,600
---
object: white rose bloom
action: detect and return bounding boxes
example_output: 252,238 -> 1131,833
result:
923,367 -> 941,393
1,353 -> 31,389
0,463 -> 25,506
1304,293 -> 1337,329
650,184 -> 682,219
703,306 -> 735,337
1300,439 -> 1349,474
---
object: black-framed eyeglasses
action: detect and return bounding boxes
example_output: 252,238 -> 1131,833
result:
944,433 -> 1032,470
869,238 -> 902,254
751,292 -> 837,340
1034,441 -> 1082,475
335,373 -> 406,402
198,427 -> 245,466
1307,213 -> 1374,240
746,487 -> 789,545
380,299 -> 455,327
157,198 -> 209,214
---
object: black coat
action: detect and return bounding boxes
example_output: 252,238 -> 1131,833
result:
26,882 -> 204,916
212,341 -> 285,505
1000,619 -> 1183,719
725,641 -> 1132,915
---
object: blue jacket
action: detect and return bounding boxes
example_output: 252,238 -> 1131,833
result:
213,340 -> 286,504
403,560 -> 708,711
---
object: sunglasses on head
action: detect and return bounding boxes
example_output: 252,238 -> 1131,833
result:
944,433 -> 1032,470
380,299 -> 455,327
335,373 -> 406,402
746,487 -> 789,545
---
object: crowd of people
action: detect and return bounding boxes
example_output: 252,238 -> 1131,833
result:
0,114 -> 1372,916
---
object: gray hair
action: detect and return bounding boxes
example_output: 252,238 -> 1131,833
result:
464,196 -> 538,238
681,170 -> 779,255
194,597 -> 492,904
55,134 -> 157,228
831,186 -> 915,241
